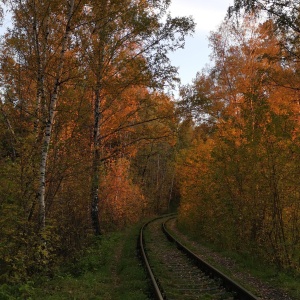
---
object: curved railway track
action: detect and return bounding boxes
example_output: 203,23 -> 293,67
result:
140,215 -> 258,300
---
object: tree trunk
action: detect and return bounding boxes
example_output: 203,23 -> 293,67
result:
0,102 -> 16,160
91,84 -> 102,235
90,1 -> 109,235
37,0 -> 74,230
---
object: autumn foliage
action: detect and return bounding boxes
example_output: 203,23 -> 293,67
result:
0,0 -> 194,285
176,16 -> 300,271
1,0 -> 300,289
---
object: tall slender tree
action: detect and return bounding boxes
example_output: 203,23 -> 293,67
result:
2,0 -> 87,230
77,0 -> 194,234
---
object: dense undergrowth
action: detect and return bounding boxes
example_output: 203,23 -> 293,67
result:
0,223 -> 151,300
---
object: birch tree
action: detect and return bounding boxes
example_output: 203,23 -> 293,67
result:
228,0 -> 300,33
37,0 -> 75,230
1,0 -> 194,236
3,0 -> 85,230
78,0 -> 194,235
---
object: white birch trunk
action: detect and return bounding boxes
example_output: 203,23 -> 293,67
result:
38,0 -> 75,230
90,2 -> 109,235
28,7 -> 49,222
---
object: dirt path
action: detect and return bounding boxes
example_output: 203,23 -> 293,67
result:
110,234 -> 126,288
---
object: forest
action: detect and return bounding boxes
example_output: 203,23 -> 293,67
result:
0,0 -> 299,294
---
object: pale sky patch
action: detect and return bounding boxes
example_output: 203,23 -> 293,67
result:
169,0 -> 231,32
168,0 -> 234,88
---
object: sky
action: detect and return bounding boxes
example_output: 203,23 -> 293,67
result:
168,0 -> 234,86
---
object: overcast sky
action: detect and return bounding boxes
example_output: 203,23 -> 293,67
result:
168,0 -> 234,86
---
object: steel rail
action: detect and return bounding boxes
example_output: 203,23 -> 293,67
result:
140,215 -> 175,300
162,217 -> 259,300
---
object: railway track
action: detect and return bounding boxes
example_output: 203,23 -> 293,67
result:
140,215 -> 258,300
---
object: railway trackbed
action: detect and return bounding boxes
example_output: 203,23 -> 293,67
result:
140,215 -> 258,300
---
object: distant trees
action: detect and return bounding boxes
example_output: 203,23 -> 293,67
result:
176,14 -> 300,270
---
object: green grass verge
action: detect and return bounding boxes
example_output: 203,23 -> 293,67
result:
0,224 -> 151,300
174,224 -> 300,300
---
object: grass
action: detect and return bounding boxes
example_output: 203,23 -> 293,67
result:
173,224 -> 300,300
1,224 -> 152,300
2,218 -> 298,300
215,247 -> 300,299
